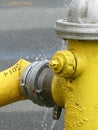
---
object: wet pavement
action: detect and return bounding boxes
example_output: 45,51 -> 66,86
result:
0,101 -> 64,130
0,0 -> 72,129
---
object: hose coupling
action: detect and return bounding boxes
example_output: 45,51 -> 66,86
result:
20,60 -> 55,107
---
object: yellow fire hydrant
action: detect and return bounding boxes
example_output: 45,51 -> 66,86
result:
49,0 -> 98,129
1,0 -> 98,130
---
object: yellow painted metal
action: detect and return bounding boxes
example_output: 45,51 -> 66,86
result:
49,50 -> 76,78
0,59 -> 30,107
50,40 -> 98,130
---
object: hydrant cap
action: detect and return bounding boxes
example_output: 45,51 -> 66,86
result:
56,0 -> 98,40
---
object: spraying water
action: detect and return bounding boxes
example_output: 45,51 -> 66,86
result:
40,108 -> 49,130
50,120 -> 57,130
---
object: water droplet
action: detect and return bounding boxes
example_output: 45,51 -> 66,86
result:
26,56 -> 29,59
35,57 -> 39,61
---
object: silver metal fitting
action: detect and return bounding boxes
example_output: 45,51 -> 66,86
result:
56,0 -> 98,40
53,105 -> 62,120
20,60 -> 55,107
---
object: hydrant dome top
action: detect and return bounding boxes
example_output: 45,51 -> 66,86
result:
56,0 -> 98,40
68,0 -> 98,24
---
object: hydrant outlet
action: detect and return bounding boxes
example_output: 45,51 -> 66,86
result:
49,50 -> 76,78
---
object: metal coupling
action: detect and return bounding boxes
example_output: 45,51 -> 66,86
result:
20,60 -> 55,107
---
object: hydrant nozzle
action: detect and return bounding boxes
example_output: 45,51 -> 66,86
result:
49,59 -> 60,73
49,50 -> 76,78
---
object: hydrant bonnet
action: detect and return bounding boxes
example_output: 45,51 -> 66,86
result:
56,0 -> 98,40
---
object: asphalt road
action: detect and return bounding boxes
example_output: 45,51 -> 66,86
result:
0,2 -> 69,71
0,100 -> 64,130
0,0 -> 72,129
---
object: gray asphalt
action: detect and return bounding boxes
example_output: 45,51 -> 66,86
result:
0,100 -> 64,130
0,0 -> 72,129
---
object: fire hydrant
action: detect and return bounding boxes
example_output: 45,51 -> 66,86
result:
1,0 -> 98,130
49,0 -> 98,129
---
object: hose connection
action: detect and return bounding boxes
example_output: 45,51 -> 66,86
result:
20,60 -> 55,107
